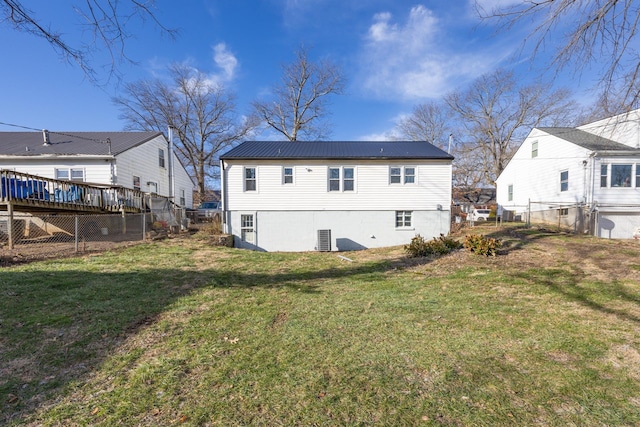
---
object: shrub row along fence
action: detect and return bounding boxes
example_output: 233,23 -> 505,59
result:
0,209 -> 188,252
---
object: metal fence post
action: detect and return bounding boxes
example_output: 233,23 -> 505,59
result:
7,202 -> 13,250
75,215 -> 79,252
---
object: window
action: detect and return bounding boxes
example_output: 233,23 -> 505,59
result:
328,167 -> 355,192
636,164 -> 640,187
148,181 -> 158,193
329,168 -> 340,191
390,167 -> 401,184
283,167 -> 293,184
508,184 -> 513,201
159,148 -> 165,168
404,167 -> 415,184
133,176 -> 141,191
560,208 -> 569,216
611,164 -> 632,187
531,140 -> 538,158
389,166 -> 416,185
343,167 -> 354,191
560,170 -> 568,192
395,211 -> 412,228
241,214 -> 255,243
244,167 -> 256,191
180,189 -> 186,206
55,168 -> 84,182
55,169 -> 69,180
600,164 -> 608,188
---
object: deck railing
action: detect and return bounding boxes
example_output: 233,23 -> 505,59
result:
0,169 -> 148,213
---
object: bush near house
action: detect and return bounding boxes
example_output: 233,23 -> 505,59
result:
404,233 -> 462,257
463,233 -> 502,256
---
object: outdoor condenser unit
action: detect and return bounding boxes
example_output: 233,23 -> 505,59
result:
317,229 -> 331,252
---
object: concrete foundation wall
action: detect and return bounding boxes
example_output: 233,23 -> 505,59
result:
228,210 -> 451,252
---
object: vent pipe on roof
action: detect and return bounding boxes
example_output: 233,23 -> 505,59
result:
42,129 -> 50,146
448,134 -> 453,153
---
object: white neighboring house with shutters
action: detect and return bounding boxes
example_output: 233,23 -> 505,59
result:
220,140 -> 453,252
0,131 -> 194,208
496,109 -> 640,239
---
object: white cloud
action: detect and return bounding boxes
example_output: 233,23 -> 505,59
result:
212,43 -> 238,82
359,5 -> 502,100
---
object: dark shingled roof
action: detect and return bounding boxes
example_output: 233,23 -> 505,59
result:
0,131 -> 163,156
538,127 -> 638,152
220,141 -> 454,160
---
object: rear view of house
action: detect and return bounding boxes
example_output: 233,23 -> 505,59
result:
220,141 -> 453,251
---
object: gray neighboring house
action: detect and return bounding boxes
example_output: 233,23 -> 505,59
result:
220,140 -> 454,252
0,131 -> 194,208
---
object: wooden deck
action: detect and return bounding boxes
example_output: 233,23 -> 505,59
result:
1,169 -> 158,215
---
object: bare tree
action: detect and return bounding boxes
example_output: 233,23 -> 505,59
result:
252,47 -> 345,141
113,63 -> 257,199
445,69 -> 578,185
475,0 -> 640,111
1,0 -> 175,83
395,101 -> 450,148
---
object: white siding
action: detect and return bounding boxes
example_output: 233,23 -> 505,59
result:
223,157 -> 452,251
0,158 -> 112,184
116,134 -> 170,196
496,129 -> 593,214
592,157 -> 640,205
223,159 -> 452,212
579,110 -> 640,148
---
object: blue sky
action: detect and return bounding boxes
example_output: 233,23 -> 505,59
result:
0,0 -> 599,141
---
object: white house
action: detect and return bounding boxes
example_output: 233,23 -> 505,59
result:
220,141 -> 453,252
0,131 -> 194,208
496,110 -> 640,239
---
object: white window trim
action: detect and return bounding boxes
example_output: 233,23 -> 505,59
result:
531,140 -> 538,158
328,166 -> 356,192
148,181 -> 158,194
159,148 -> 166,168
395,210 -> 414,230
240,212 -> 256,244
282,166 -> 294,185
244,166 -> 258,192
389,166 -> 417,185
55,167 -> 85,182
560,170 -> 569,192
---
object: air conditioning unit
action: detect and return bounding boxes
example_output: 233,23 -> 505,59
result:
317,229 -> 331,252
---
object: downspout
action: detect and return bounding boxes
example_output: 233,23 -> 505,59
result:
167,127 -> 175,203
220,159 -> 227,233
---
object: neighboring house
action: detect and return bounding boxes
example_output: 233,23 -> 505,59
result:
220,140 -> 453,251
0,131 -> 194,208
496,110 -> 640,239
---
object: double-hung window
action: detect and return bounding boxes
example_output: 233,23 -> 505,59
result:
395,211 -> 412,228
531,140 -> 538,158
508,184 -> 513,201
389,166 -> 416,185
636,164 -> 640,187
560,170 -> 568,192
159,148 -> 165,168
328,167 -> 355,192
600,164 -> 608,188
283,167 -> 293,184
244,167 -> 256,191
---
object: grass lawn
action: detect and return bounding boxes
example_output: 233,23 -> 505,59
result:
2,225 -> 640,426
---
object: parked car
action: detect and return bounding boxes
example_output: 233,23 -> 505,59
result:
470,208 -> 491,221
196,201 -> 221,222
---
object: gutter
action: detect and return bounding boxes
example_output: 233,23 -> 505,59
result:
0,154 -> 115,160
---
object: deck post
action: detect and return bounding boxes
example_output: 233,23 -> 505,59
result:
142,212 -> 146,240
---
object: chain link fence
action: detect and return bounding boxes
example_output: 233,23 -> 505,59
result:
1,208 -> 187,253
